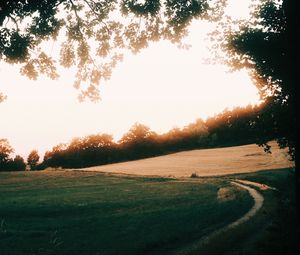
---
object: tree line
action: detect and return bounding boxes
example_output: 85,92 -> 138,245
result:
0,1 -> 295,174
1,103 -> 273,171
0,141 -> 40,171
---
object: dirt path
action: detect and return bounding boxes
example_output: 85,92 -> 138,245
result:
228,182 -> 264,228
234,179 -> 278,191
175,180 -> 267,255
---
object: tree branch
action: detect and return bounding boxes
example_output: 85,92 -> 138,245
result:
82,0 -> 111,33
8,14 -> 19,31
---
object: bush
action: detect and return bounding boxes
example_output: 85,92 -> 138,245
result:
190,172 -> 199,178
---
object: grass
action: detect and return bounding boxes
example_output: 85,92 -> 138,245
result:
0,170 -> 253,255
232,168 -> 299,255
188,168 -> 299,255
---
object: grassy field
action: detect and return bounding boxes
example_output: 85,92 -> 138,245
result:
0,170 -> 253,255
0,142 -> 297,255
76,142 -> 293,177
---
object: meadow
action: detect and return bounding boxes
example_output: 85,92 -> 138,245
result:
0,170 -> 253,255
0,143 -> 296,255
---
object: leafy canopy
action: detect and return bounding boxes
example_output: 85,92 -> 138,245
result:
27,149 -> 40,169
0,138 -> 13,165
210,0 -> 295,158
1,0 -> 295,158
0,0 -> 225,101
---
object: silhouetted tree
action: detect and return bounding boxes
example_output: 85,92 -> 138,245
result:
43,133 -> 118,168
119,123 -> 158,159
0,139 -> 26,171
0,138 -> 14,171
159,127 -> 184,150
0,0 -> 225,101
80,134 -> 115,165
206,104 -> 265,147
1,1 -> 295,154
43,143 -> 68,167
181,118 -> 209,147
211,0 -> 298,209
40,105 -> 271,169
119,123 -> 156,144
27,150 -> 40,170
10,155 -> 26,171
212,0 -> 295,159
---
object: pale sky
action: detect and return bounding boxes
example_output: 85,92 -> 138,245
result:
0,0 -> 259,159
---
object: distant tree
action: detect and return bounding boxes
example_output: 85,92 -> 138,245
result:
43,143 -> 67,168
68,134 -> 116,167
119,123 -> 158,159
0,139 -> 27,171
205,105 -> 265,146
119,123 -> 156,145
27,150 -> 40,170
182,118 -> 209,146
83,134 -> 114,149
42,134 -> 117,168
183,119 -> 208,135
40,104 -> 270,169
10,155 -> 26,171
160,127 -> 183,146
0,138 -> 14,171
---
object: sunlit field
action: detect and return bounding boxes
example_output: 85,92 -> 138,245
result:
74,142 -> 293,177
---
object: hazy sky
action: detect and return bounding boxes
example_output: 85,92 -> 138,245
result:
0,0 -> 258,158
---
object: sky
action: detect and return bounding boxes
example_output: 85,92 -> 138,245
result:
0,0 -> 259,159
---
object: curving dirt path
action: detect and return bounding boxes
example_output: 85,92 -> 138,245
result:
175,180 -> 268,255
228,182 -> 264,228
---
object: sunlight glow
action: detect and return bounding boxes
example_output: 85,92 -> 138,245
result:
0,1 -> 259,158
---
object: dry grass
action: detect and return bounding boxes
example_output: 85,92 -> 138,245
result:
217,187 -> 236,202
71,142 -> 293,177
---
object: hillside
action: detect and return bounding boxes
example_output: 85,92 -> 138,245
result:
72,142 -> 293,177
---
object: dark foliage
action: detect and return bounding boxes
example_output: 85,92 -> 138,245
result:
8,155 -> 26,171
211,0 -> 296,159
1,0 -> 296,174
0,139 -> 26,171
27,150 -> 40,170
43,134 -> 117,168
0,0 -> 224,101
42,104 -> 269,169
